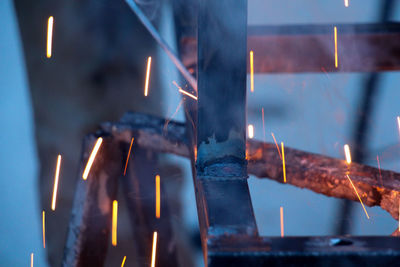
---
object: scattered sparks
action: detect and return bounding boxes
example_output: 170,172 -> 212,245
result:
82,137 -> 103,180
42,211 -> 46,248
248,124 -> 254,139
376,155 -> 383,187
280,207 -> 284,237
151,231 -> 158,267
31,253 -> 34,267
281,142 -> 286,183
123,138 -> 134,176
262,108 -> 266,143
144,56 -> 152,97
344,144 -> 351,164
173,81 -> 198,100
51,155 -> 61,211
156,175 -> 161,219
271,133 -> 282,159
250,50 -> 254,92
112,200 -> 118,246
46,16 -> 54,58
334,26 -> 338,68
397,116 -> 400,136
344,0 -> 349,7
346,174 -> 370,219
121,256 -> 127,267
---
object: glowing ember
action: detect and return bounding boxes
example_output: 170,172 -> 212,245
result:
144,56 -> 152,97
262,108 -> 266,143
376,155 -> 383,187
281,142 -> 286,183
280,207 -> 284,237
344,144 -> 351,164
173,81 -> 198,100
250,50 -> 254,92
112,200 -> 118,246
344,0 -> 349,7
51,155 -> 61,211
156,175 -> 161,219
346,174 -> 370,219
334,26 -> 338,68
248,124 -> 254,139
31,253 -> 34,267
151,231 -> 158,267
82,137 -> 103,180
124,138 -> 134,176
46,16 -> 54,58
121,256 -> 127,267
271,132 -> 282,159
42,211 -> 46,248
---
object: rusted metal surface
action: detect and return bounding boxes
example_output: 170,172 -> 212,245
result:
62,135 -> 121,267
181,23 -> 400,73
102,112 -> 400,222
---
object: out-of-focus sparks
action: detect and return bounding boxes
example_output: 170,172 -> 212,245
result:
280,207 -> 284,237
344,0 -> 349,7
144,56 -> 152,97
173,81 -> 198,100
46,16 -> 54,58
398,199 -> 400,232
334,26 -> 338,68
376,155 -> 383,187
248,124 -> 254,139
112,200 -> 118,246
344,144 -> 351,164
281,142 -> 286,183
124,138 -> 134,176
271,132 -> 282,159
42,211 -> 46,248
51,155 -> 61,211
151,231 -> 158,267
156,175 -> 161,219
82,137 -> 103,180
346,174 -> 370,219
121,256 -> 127,267
31,253 -> 34,267
397,116 -> 400,136
262,108 -> 266,143
250,50 -> 254,92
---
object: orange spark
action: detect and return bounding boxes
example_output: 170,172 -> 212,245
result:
155,175 -> 160,219
144,56 -> 152,97
250,50 -> 254,92
262,108 -> 266,143
344,0 -> 349,7
82,137 -> 103,180
398,199 -> 400,232
112,200 -> 118,246
51,155 -> 61,211
248,124 -> 254,139
334,26 -> 338,68
46,16 -> 54,58
344,144 -> 351,164
121,256 -> 127,267
31,253 -> 34,267
124,138 -> 134,176
280,207 -> 284,237
346,174 -> 370,219
271,132 -> 282,159
42,211 -> 46,248
281,142 -> 286,183
173,81 -> 198,100
376,155 -> 383,187
151,231 -> 158,267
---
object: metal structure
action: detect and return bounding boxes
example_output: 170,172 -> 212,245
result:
62,1 -> 400,266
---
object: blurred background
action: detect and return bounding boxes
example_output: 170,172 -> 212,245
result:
1,0 -> 400,266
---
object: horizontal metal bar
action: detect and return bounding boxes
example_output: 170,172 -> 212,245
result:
181,23 -> 400,73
